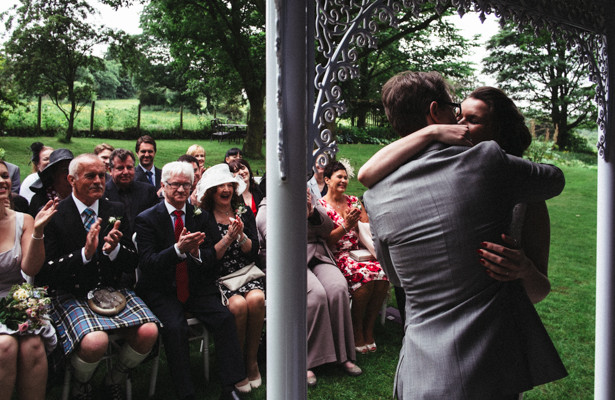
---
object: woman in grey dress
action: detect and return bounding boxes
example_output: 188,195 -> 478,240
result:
256,192 -> 362,387
0,160 -> 57,400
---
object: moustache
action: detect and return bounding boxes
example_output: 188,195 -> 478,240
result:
90,184 -> 104,191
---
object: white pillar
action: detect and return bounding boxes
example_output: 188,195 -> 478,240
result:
265,1 -> 310,399
595,19 -> 615,400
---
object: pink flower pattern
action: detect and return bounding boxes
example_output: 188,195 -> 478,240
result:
319,195 -> 387,293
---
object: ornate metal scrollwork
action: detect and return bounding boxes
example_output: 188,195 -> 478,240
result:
311,0 -> 609,163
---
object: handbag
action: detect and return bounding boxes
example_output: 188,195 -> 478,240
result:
217,262 -> 265,305
357,221 -> 377,258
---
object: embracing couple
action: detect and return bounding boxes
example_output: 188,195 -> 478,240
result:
360,71 -> 568,399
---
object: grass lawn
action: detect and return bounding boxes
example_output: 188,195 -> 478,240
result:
1,137 -> 597,399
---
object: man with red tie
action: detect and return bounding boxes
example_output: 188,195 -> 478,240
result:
135,161 -> 246,400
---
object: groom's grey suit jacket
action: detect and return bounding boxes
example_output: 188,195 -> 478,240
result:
364,141 -> 567,399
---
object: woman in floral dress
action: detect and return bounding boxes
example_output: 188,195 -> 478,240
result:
196,163 -> 264,393
319,161 -> 389,354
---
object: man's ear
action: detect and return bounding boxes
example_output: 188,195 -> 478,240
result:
67,174 -> 76,188
426,101 -> 440,124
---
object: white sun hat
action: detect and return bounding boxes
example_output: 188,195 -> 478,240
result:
196,163 -> 246,201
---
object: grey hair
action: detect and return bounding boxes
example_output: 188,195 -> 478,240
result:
162,161 -> 194,184
68,154 -> 100,178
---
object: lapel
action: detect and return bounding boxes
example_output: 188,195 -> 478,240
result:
155,201 -> 176,246
62,196 -> 88,246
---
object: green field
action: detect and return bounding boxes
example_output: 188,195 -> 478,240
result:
0,136 -> 598,399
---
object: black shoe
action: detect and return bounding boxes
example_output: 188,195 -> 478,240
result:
103,382 -> 124,400
70,381 -> 92,400
219,388 -> 242,400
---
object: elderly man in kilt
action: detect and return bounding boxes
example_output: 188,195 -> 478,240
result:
36,154 -> 159,400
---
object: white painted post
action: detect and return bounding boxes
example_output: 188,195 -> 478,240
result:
595,19 -> 615,399
265,1 -> 310,399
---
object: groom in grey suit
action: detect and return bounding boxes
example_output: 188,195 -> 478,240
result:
363,71 -> 567,399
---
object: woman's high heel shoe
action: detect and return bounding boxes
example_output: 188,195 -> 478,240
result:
355,345 -> 368,354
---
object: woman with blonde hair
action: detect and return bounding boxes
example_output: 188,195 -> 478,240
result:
186,144 -> 206,169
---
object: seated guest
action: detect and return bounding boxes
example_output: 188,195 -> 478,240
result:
223,148 -> 243,164
228,159 -> 264,216
20,142 -> 53,203
104,149 -> 158,235
195,163 -> 264,393
0,160 -> 57,400
307,157 -> 327,200
186,144 -> 206,170
94,143 -> 114,172
28,149 -> 74,217
177,154 -> 202,205
319,161 -> 389,353
255,193 -> 361,387
135,161 -> 247,400
36,154 -> 159,400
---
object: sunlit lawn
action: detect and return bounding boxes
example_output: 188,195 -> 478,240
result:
1,137 -> 597,399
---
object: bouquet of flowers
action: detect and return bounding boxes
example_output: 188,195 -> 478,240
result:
0,283 -> 52,332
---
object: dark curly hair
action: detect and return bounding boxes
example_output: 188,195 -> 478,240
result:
228,159 -> 258,194
199,185 -> 242,213
467,87 -> 532,157
323,161 -> 346,179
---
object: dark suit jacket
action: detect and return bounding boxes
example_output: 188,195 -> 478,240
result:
135,202 -> 218,297
6,162 -> 21,194
36,196 -> 137,297
134,165 -> 162,191
104,179 -> 158,235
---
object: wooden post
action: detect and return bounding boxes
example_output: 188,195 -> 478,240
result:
90,101 -> 95,135
137,102 -> 142,134
37,96 -> 42,134
180,105 -> 184,135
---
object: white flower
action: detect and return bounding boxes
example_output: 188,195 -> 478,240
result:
108,216 -> 121,225
236,205 -> 248,216
339,158 -> 355,179
193,208 -> 202,217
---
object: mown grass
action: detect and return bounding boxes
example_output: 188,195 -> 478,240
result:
4,99 -> 222,133
1,137 -> 597,399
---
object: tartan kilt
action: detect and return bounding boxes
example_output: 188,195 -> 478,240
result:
50,289 -> 160,356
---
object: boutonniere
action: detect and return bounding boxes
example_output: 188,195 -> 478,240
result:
235,204 -> 248,217
193,208 -> 202,217
104,216 -> 122,235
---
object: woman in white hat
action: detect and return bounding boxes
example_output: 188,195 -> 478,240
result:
196,163 -> 265,393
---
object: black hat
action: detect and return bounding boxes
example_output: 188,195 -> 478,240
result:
29,148 -> 74,191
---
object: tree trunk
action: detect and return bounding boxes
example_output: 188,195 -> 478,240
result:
243,91 -> 265,159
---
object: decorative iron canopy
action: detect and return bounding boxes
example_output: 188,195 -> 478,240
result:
311,0 -> 609,160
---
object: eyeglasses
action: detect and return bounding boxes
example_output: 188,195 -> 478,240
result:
439,101 -> 462,118
166,182 -> 192,191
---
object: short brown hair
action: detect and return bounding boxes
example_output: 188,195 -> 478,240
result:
381,71 -> 453,136
136,135 -> 157,153
109,149 -> 136,169
94,143 -> 114,155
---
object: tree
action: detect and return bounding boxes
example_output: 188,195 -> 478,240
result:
483,23 -> 596,149
0,55 -> 22,129
140,0 -> 266,158
2,0 -> 111,141
339,6 -> 477,128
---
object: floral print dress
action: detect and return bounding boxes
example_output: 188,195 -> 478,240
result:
319,195 -> 387,293
217,222 -> 264,298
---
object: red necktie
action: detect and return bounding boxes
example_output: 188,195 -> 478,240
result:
173,210 -> 189,303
